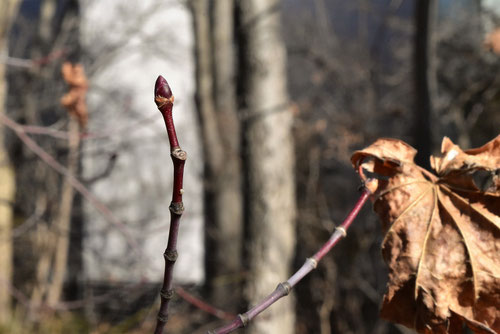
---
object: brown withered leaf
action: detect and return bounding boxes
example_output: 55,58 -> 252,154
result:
484,28 -> 500,55
351,136 -> 500,333
61,62 -> 88,128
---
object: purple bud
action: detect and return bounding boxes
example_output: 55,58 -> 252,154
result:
155,75 -> 173,99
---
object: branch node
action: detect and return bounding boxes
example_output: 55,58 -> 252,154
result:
277,282 -> 292,296
238,313 -> 249,327
160,288 -> 175,300
157,313 -> 169,323
335,226 -> 347,237
164,249 -> 178,262
172,147 -> 187,160
169,202 -> 184,215
306,257 -> 318,269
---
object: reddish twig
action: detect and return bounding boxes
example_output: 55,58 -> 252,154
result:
207,187 -> 372,334
175,287 -> 235,321
153,76 -> 187,334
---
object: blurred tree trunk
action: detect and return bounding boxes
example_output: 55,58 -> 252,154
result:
24,0 -> 81,309
0,0 -> 20,323
30,0 -> 68,308
414,0 -> 437,168
45,117 -> 80,307
237,0 -> 296,333
210,0 -> 244,309
189,0 -> 244,310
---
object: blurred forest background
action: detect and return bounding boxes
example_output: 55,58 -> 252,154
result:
0,0 -> 499,333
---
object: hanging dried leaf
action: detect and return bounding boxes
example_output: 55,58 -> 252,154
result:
351,136 -> 500,334
484,28 -> 500,55
61,62 -> 88,128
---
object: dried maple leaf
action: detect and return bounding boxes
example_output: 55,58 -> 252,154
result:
485,28 -> 500,55
351,136 -> 500,334
61,62 -> 88,128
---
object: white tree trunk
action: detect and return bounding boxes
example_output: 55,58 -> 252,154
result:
239,0 -> 296,332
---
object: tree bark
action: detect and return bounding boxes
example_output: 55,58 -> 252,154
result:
190,0 -> 223,173
27,0 -> 81,309
46,117 -> 80,307
30,0 -> 72,308
190,0 -> 244,310
238,0 -> 296,332
210,0 -> 244,309
0,0 -> 20,323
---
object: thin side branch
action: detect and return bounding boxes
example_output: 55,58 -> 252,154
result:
207,187 -> 372,334
0,113 -> 141,255
16,113 -> 157,141
153,76 -> 187,334
175,287 -> 236,321
46,62 -> 87,306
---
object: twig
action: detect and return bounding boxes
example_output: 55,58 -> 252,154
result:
19,113 -> 158,141
0,113 -> 142,256
175,287 -> 235,321
46,62 -> 88,306
153,75 -> 187,334
1,278 -> 148,314
31,118 -> 81,307
10,123 -> 69,139
207,187 -> 372,334
0,49 -> 67,68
